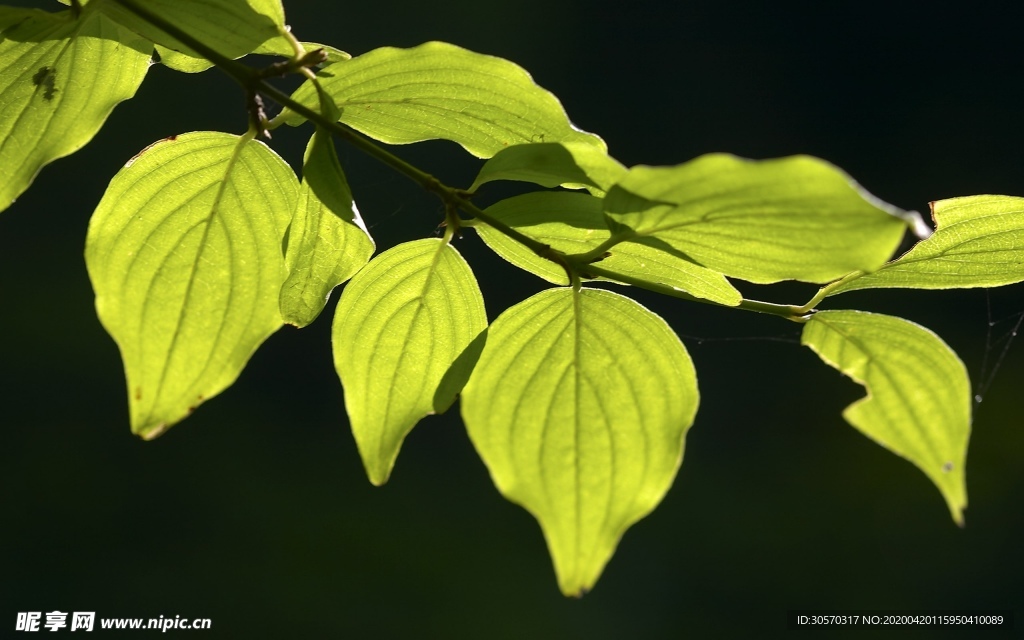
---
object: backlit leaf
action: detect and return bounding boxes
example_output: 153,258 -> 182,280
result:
254,40 -> 350,64
283,41 -> 605,158
280,125 -> 374,327
100,0 -> 283,64
475,192 -> 741,306
461,287 -> 698,595
604,154 -> 916,284
156,33 -> 347,74
152,45 -> 215,73
470,141 -> 627,194
85,131 -> 298,439
801,310 -> 970,524
333,239 -> 487,485
0,5 -> 150,213
827,195 -> 1024,295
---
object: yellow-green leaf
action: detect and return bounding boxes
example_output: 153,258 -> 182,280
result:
101,0 -> 283,64
254,40 -> 349,63
283,41 -> 605,158
156,36 -> 347,74
85,131 -> 298,439
604,154 -> 918,284
801,310 -> 970,524
333,239 -> 487,485
0,5 -> 150,213
475,192 -> 741,306
470,141 -> 627,195
280,126 -> 374,327
461,287 -> 698,595
827,195 -> 1024,295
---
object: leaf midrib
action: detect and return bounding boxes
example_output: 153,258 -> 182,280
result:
145,133 -> 252,427
375,240 -> 449,464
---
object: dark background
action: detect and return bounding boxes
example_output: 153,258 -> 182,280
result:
2,1 -> 1022,637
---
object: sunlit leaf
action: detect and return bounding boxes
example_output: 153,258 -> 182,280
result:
280,125 -> 374,327
254,40 -> 350,63
827,195 -> 1024,295
0,5 -> 150,213
604,154 -> 917,284
156,35 -> 347,74
333,239 -> 487,485
470,141 -> 627,194
283,41 -> 605,158
85,131 -> 298,439
475,192 -> 741,306
802,310 -> 970,524
461,287 -> 698,595
152,45 -> 215,73
100,0 -> 283,63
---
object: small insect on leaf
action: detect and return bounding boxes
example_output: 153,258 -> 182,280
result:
32,66 -> 57,101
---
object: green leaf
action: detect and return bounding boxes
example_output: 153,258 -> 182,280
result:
604,154 -> 916,284
827,195 -> 1024,295
100,0 -> 284,64
461,287 -> 698,596
475,192 -> 741,306
152,45 -> 215,73
333,239 -> 487,485
470,141 -> 627,194
280,126 -> 374,327
85,131 -> 298,439
255,40 -> 350,64
156,39 -> 349,74
801,310 -> 970,525
0,5 -> 150,213
154,21 -> 349,73
283,41 -> 606,158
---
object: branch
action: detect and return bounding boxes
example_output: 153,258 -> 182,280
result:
563,229 -> 637,265
112,0 -> 571,268
109,0 -> 817,320
584,264 -> 812,322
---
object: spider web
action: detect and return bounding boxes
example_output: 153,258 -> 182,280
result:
973,290 -> 1024,407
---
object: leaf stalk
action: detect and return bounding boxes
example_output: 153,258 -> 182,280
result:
110,0 -> 821,323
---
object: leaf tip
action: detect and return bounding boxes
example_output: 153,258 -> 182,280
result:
940,473 -> 967,529
946,490 -> 967,529
556,573 -> 594,598
949,501 -> 966,528
362,454 -> 396,487
136,422 -> 168,441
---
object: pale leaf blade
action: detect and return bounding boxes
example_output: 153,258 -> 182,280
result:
801,310 -> 970,524
280,127 -> 374,327
85,132 -> 298,439
604,154 -> 915,284
828,195 -> 1024,295
470,141 -> 627,194
252,40 -> 349,63
151,34 -> 350,74
333,239 -> 487,485
100,0 -> 283,63
475,192 -> 741,306
153,45 -> 215,73
284,41 -> 605,158
0,6 -> 150,212
155,40 -> 348,73
461,287 -> 698,595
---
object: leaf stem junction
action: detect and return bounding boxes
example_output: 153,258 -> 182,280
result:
110,0 -> 816,323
